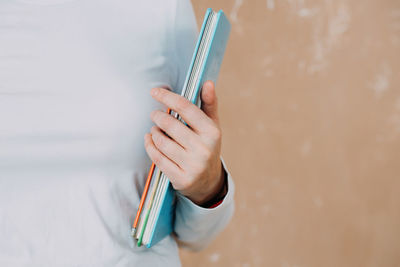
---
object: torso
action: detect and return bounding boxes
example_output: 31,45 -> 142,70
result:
0,0 -> 181,265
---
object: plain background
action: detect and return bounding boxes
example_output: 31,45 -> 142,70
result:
180,0 -> 400,266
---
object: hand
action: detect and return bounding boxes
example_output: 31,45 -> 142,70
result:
144,80 -> 226,206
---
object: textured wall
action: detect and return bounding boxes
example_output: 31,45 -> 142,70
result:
180,0 -> 400,266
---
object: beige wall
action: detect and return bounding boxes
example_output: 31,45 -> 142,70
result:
180,0 -> 400,266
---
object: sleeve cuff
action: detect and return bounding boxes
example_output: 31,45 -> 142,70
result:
173,157 -> 235,250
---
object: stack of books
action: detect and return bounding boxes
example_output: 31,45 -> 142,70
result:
131,8 -> 231,248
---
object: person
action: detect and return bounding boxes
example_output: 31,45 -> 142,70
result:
0,0 -> 235,266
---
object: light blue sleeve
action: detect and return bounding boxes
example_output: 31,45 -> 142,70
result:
174,157 -> 235,251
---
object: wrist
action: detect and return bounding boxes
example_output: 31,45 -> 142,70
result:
180,161 -> 228,207
197,163 -> 227,208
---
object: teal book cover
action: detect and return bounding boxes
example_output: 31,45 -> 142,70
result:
145,8 -> 231,248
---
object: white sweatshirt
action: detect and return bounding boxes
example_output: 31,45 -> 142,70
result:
0,0 -> 235,266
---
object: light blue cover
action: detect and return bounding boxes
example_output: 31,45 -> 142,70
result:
146,8 -> 231,248
146,178 -> 176,248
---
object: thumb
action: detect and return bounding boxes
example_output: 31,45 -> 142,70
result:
200,80 -> 219,124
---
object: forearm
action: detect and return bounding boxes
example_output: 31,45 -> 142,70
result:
173,158 -> 235,251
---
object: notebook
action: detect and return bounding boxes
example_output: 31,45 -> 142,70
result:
131,8 -> 231,248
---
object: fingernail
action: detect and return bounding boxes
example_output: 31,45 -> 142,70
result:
150,88 -> 159,97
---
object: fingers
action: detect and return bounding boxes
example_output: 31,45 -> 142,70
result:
150,126 -> 186,166
150,87 -> 216,134
144,133 -> 183,183
145,82 -> 224,196
150,110 -> 197,149
200,80 -> 219,124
